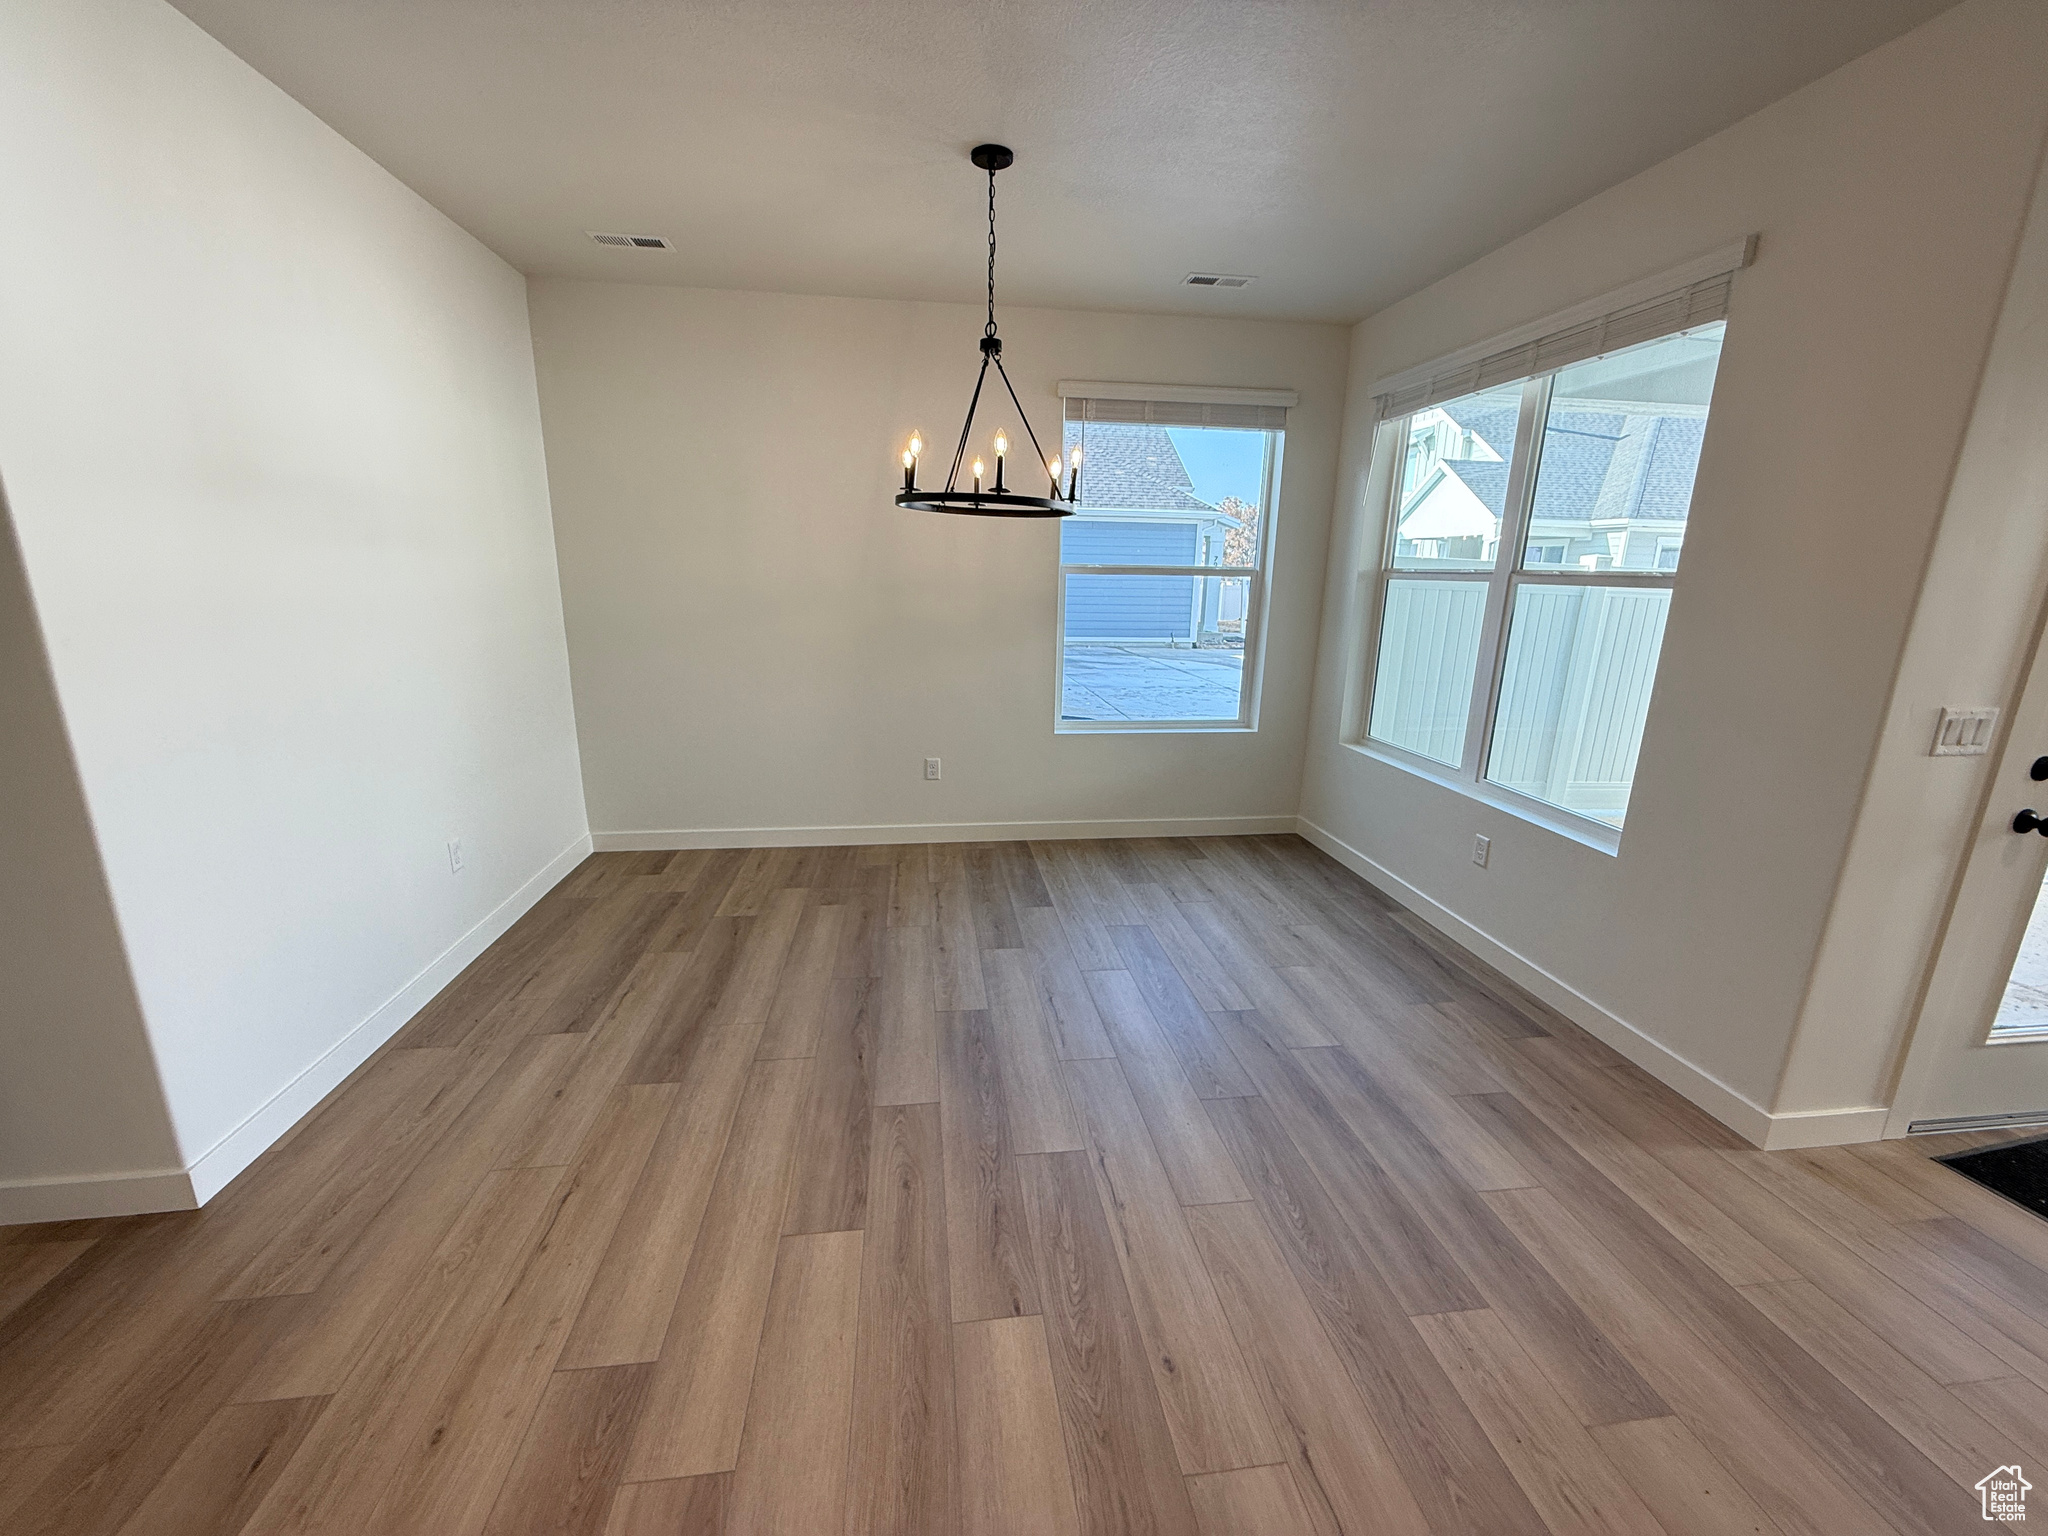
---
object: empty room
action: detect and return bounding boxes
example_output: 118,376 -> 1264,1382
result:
10,0 -> 2048,1531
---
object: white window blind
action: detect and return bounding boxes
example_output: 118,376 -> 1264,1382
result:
1369,237 -> 1755,420
1064,397 -> 1287,430
1057,380 -> 1295,433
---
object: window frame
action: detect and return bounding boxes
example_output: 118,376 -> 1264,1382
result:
1350,342 -> 1709,851
1053,424 -> 1284,735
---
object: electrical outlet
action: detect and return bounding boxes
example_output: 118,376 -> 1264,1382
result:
1471,834 -> 1490,868
924,757 -> 942,781
447,838 -> 464,874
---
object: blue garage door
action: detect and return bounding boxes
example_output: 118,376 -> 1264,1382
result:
1062,520 -> 1198,640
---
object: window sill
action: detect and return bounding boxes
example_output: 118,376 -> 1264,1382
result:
1341,739 -> 1621,855
1057,720 -> 1256,736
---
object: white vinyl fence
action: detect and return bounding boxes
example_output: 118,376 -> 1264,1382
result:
1367,581 -> 1488,765
1371,581 -> 1669,822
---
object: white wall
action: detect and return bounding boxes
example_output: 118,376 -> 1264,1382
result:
528,282 -> 1348,845
0,489 -> 188,1216
1787,148 -> 2048,1128
0,0 -> 589,1215
1299,0 -> 2048,1144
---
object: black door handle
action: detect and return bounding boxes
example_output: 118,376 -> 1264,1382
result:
2015,809 -> 2048,835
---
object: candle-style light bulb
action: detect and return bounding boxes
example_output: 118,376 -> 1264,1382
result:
908,431 -> 924,460
993,429 -> 1009,459
902,448 -> 916,492
972,457 -> 985,495
1047,457 -> 1063,493
1066,445 -> 1084,502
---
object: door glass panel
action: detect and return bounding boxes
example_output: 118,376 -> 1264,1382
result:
1992,870 -> 2048,1040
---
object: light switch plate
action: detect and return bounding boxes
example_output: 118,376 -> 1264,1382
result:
1931,706 -> 1999,756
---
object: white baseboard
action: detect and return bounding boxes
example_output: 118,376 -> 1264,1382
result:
1294,818 -> 1886,1150
0,1166 -> 199,1225
179,830 -> 594,1206
592,815 -> 1297,851
0,831 -> 596,1226
1754,1105 -> 1891,1150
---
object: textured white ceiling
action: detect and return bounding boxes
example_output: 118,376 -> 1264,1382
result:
170,0 -> 1956,322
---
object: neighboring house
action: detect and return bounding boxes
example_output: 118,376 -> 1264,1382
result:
1392,401 -> 1507,562
1395,396 -> 1705,570
1063,423 -> 1248,644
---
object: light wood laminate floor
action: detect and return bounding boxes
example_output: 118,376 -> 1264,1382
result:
5,835 -> 2048,1535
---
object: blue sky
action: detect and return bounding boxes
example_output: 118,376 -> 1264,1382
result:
1168,427 -> 1267,507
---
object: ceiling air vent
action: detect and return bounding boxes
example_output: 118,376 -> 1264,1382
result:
587,232 -> 672,249
1184,272 -> 1253,288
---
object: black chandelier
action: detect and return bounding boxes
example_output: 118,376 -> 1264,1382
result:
896,145 -> 1078,518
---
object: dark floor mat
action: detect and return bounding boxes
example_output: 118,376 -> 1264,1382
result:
1937,1133 -> 2048,1220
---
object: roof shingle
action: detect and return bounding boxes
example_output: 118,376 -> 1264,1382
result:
1436,399 -> 1703,526
1064,422 -> 1219,513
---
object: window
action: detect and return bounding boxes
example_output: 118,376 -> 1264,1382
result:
1360,320 -> 1726,837
1056,391 -> 1287,730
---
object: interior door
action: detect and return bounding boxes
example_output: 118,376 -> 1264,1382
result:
1891,621 -> 2048,1134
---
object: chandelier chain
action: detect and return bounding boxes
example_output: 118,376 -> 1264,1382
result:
985,168 -> 998,338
